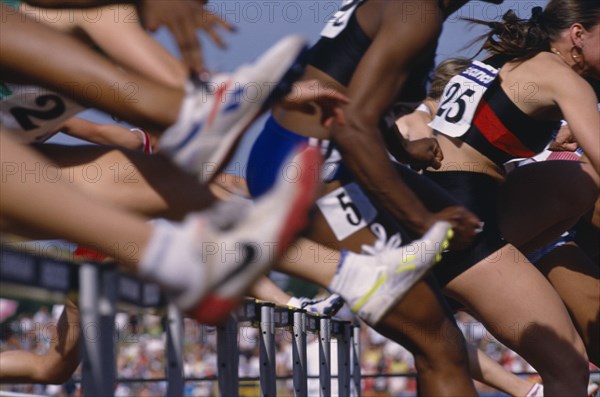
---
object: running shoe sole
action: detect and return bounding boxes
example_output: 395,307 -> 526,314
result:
190,145 -> 322,324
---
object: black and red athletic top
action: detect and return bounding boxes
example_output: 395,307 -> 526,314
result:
461,62 -> 560,165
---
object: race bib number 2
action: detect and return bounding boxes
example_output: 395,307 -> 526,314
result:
320,0 -> 363,39
316,182 -> 377,241
429,60 -> 499,138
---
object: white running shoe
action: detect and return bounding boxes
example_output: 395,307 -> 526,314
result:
160,35 -> 308,183
330,222 -> 453,326
180,145 -> 322,325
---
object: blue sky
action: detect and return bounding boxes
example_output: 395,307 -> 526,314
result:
49,0 -> 547,174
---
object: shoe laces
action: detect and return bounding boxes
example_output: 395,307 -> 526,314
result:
361,223 -> 402,257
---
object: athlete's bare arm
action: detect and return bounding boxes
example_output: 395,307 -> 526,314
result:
21,0 -> 217,73
330,1 -> 480,244
58,118 -> 144,149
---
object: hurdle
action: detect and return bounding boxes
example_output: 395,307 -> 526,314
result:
216,299 -> 361,397
0,243 -> 362,396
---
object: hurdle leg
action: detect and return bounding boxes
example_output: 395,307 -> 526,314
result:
259,304 -> 276,397
217,316 -> 239,397
292,311 -> 307,397
337,323 -> 351,397
319,317 -> 331,397
79,263 -> 117,397
166,303 -> 184,396
351,324 -> 361,397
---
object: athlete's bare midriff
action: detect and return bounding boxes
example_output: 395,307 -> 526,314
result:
429,133 -> 506,182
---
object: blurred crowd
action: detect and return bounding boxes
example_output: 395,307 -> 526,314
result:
3,302 -> 591,397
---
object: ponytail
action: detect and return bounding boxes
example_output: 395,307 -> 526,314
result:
464,7 -> 549,62
466,0 -> 600,63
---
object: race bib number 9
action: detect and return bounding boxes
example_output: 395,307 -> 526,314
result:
429,60 -> 499,137
321,0 -> 363,39
316,182 -> 377,241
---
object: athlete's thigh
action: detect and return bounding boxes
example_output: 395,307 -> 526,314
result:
499,160 -> 599,245
33,144 -> 214,218
375,277 -> 465,357
535,243 -> 600,364
444,244 -> 586,366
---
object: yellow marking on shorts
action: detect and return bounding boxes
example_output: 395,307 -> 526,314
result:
401,254 -> 416,264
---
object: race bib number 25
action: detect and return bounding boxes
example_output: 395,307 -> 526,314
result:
429,60 -> 499,138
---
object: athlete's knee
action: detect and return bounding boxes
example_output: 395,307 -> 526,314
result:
414,322 -> 470,373
535,334 -> 588,384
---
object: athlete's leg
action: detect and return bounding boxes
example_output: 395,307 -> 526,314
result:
465,342 -> 536,397
0,300 -> 80,384
374,279 -> 477,396
275,226 -> 478,396
499,161 -> 600,253
2,133 -> 321,325
535,244 -> 600,366
249,276 -> 293,306
1,133 -> 151,266
445,245 -> 589,397
34,144 -> 216,220
0,4 -> 182,132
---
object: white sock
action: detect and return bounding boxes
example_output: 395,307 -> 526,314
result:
328,250 -> 378,309
139,220 -> 207,300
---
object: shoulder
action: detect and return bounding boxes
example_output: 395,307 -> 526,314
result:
525,52 -> 579,78
512,52 -> 584,93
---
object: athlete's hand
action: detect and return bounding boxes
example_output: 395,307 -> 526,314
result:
138,0 -> 235,74
277,80 -> 350,128
403,138 -> 444,171
430,206 -> 481,251
548,123 -> 579,152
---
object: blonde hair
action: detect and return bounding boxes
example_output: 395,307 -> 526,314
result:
428,57 -> 471,100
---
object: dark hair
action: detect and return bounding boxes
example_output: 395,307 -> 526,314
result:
466,0 -> 600,62
428,57 -> 471,99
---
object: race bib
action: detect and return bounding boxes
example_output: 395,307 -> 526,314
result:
0,83 -> 84,142
320,0 -> 363,39
429,60 -> 499,137
316,182 -> 377,241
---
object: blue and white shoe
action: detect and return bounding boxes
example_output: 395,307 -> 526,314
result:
299,294 -> 345,316
160,35 -> 308,183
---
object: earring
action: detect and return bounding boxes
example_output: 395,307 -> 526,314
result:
570,45 -> 587,73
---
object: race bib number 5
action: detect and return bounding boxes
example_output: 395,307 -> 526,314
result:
429,60 -> 499,137
320,0 -> 363,39
316,182 -> 377,241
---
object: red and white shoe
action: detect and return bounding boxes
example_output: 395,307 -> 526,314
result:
160,35 -> 308,183
175,145 -> 322,324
